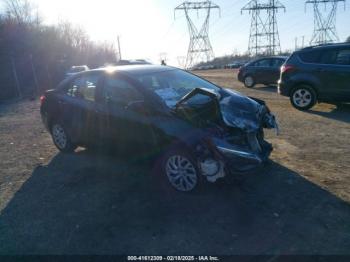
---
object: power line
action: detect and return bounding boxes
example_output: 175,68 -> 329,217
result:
175,1 -> 220,69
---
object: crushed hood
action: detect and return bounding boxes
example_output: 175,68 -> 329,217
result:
174,87 -> 278,133
219,88 -> 265,132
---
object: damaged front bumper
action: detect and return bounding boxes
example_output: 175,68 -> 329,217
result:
175,87 -> 279,183
197,112 -> 278,183
197,134 -> 273,183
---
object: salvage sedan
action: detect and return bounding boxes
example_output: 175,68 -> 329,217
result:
40,65 -> 279,192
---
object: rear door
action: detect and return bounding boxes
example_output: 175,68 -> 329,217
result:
60,72 -> 102,145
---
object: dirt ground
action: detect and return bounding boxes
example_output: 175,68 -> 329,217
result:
0,69 -> 350,255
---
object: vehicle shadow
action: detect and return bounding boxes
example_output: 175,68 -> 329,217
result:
307,103 -> 350,124
0,149 -> 350,255
251,85 -> 277,93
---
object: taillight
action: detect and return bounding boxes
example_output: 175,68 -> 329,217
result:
40,95 -> 46,105
281,65 -> 295,74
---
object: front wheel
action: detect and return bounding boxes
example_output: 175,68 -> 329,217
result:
51,123 -> 77,153
158,149 -> 200,192
290,85 -> 317,110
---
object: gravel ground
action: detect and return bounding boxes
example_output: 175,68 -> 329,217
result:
0,69 -> 349,255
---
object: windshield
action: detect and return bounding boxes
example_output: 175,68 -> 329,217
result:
136,69 -> 220,108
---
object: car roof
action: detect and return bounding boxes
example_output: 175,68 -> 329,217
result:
247,56 -> 288,64
89,65 -> 177,76
299,42 -> 350,52
255,56 -> 288,60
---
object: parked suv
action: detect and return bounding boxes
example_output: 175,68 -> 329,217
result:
40,65 -> 279,192
238,56 -> 287,88
278,43 -> 350,110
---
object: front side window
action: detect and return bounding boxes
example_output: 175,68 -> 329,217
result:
103,76 -> 143,106
254,59 -> 271,67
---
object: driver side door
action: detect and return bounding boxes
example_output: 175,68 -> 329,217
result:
99,74 -> 157,154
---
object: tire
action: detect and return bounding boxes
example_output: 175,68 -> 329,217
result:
244,75 -> 255,88
290,85 -> 317,110
156,148 -> 201,192
51,122 -> 77,153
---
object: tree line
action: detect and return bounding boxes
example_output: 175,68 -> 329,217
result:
0,0 -> 117,101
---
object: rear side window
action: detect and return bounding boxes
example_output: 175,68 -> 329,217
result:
298,50 -> 322,63
271,59 -> 285,67
67,74 -> 99,102
319,49 -> 338,64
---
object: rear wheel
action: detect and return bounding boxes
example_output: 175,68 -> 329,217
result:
51,123 -> 77,153
290,85 -> 317,110
244,75 -> 255,88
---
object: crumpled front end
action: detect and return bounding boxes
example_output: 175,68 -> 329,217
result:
182,88 -> 279,183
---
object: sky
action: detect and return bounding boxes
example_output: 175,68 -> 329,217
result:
9,0 -> 350,66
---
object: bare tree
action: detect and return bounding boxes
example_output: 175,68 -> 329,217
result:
2,0 -> 40,24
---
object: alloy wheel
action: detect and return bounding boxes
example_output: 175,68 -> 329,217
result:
52,124 -> 67,150
165,155 -> 198,192
293,89 -> 312,108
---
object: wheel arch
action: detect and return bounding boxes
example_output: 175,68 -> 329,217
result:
289,82 -> 319,100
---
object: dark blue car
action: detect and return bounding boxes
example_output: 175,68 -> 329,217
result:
238,56 -> 287,88
41,65 -> 279,192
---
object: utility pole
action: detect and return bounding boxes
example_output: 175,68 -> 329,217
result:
10,56 -> 21,98
295,35 -> 306,50
29,54 -> 39,96
159,52 -> 168,64
117,35 -> 122,61
175,1 -> 220,69
302,35 -> 305,47
306,0 -> 346,45
241,0 -> 285,56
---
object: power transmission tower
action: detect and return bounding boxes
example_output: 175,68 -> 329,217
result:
306,0 -> 346,45
175,1 -> 220,69
241,0 -> 285,56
